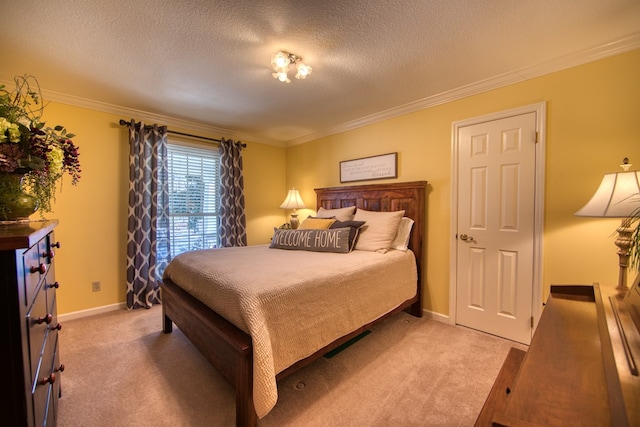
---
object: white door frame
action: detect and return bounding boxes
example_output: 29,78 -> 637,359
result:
449,102 -> 546,334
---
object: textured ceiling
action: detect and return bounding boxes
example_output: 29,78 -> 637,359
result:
1,0 -> 639,145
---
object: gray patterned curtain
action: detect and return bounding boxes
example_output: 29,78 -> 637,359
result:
126,120 -> 170,309
219,138 -> 247,247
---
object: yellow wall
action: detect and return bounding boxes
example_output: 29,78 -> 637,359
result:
40,104 -> 286,314
286,49 -> 640,316
43,49 -> 639,316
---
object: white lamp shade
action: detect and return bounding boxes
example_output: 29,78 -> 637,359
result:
279,189 -> 306,210
575,171 -> 640,217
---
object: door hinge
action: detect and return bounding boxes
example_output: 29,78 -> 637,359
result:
534,131 -> 539,144
530,316 -> 534,328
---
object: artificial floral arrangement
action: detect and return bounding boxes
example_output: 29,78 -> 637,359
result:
0,74 -> 81,219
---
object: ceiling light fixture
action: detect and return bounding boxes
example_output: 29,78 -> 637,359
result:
271,51 -> 312,83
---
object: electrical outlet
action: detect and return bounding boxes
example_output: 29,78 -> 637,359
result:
92,281 -> 101,292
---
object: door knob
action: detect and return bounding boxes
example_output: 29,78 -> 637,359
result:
459,234 -> 474,241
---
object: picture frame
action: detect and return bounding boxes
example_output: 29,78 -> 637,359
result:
340,152 -> 398,183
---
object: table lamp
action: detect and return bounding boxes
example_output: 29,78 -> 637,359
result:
575,158 -> 640,291
279,188 -> 306,229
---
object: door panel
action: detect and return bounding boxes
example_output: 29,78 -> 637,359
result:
456,112 -> 536,344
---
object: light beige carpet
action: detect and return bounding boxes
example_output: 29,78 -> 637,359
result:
57,307 -> 525,427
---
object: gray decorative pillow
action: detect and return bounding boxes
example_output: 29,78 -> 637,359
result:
270,227 -> 352,253
329,220 -> 366,251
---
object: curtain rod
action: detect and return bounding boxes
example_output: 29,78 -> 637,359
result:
118,119 -> 246,147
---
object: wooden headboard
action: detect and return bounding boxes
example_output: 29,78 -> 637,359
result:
315,181 -> 427,313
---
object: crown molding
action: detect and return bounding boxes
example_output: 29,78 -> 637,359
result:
45,91 -> 286,147
285,32 -> 640,147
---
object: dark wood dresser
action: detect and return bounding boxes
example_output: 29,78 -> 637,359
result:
1,220 -> 64,426
476,282 -> 640,426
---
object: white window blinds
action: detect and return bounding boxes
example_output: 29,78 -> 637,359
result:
167,141 -> 220,257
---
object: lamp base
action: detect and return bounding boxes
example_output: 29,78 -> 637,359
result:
615,218 -> 634,293
290,214 -> 300,229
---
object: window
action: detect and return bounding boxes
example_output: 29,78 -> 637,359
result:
166,141 -> 220,258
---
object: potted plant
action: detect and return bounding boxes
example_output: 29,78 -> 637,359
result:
0,74 -> 81,220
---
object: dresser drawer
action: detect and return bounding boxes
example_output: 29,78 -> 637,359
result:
32,368 -> 54,427
46,289 -> 61,360
50,333 -> 62,423
27,283 -> 52,382
23,240 -> 47,307
44,260 -> 58,296
32,327 -> 57,427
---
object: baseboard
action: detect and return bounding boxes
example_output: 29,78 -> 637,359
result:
422,309 -> 450,324
58,302 -> 127,322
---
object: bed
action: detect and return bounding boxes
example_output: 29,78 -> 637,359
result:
160,181 -> 426,426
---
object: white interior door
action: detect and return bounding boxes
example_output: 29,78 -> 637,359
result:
454,111 -> 538,344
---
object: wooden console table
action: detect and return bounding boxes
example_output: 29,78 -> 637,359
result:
476,283 -> 640,426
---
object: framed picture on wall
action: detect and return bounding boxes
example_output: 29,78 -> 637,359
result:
340,152 -> 398,183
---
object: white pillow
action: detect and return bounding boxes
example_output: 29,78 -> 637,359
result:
316,206 -> 356,222
353,209 -> 405,253
390,217 -> 414,251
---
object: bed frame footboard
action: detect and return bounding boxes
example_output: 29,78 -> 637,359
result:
162,278 -> 418,426
161,279 -> 258,426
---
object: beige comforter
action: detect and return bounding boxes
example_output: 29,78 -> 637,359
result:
162,245 -> 417,418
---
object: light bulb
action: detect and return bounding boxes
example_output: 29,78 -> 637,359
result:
271,52 -> 290,71
295,62 -> 312,79
272,71 -> 290,83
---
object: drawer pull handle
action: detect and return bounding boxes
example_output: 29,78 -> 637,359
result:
51,242 -> 61,249
50,323 -> 62,331
48,281 -> 60,289
43,250 -> 55,258
30,264 -> 46,274
39,372 -> 56,386
56,364 -> 65,373
36,313 -> 53,325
